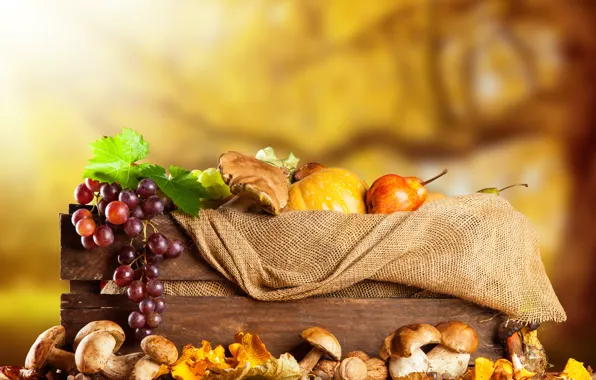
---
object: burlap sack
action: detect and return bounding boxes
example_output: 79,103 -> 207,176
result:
103,194 -> 566,323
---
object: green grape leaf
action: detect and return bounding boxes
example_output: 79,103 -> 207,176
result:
142,164 -> 207,216
82,128 -> 149,189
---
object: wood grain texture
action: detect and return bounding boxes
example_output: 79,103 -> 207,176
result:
61,294 -> 505,360
60,213 -> 224,281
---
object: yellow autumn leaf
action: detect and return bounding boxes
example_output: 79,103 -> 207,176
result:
170,342 -> 230,380
204,353 -> 302,380
559,358 -> 591,380
228,332 -> 272,368
491,359 -> 514,380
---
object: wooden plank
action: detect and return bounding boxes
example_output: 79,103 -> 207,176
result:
69,280 -> 100,294
61,294 -> 505,360
60,214 -> 225,281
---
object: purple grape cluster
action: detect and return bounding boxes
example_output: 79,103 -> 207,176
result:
72,177 -> 184,339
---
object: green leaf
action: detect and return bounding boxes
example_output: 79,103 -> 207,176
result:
82,128 -> 149,189
142,164 -> 207,216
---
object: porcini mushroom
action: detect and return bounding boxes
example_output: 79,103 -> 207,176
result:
427,321 -> 478,379
131,335 -> 178,380
335,357 -> 367,380
298,327 -> 341,374
24,325 -> 76,374
218,151 -> 289,215
0,366 -> 40,380
381,324 -> 440,380
74,320 -> 141,379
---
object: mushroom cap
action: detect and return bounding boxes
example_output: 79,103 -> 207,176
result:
299,327 -> 341,361
75,331 -> 118,374
140,335 -> 179,365
435,321 -> 479,354
379,330 -> 396,361
391,324 -> 441,358
24,325 -> 66,370
218,151 -> 289,215
73,321 -> 125,352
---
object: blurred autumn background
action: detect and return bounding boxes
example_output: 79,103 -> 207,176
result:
1,0 -> 595,368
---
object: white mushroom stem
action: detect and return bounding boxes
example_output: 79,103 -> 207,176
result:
131,356 -> 162,380
45,348 -> 76,373
388,348 -> 429,380
427,345 -> 470,379
101,352 -> 145,380
299,348 -> 325,373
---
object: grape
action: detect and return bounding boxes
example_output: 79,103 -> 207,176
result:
74,184 -> 94,205
162,196 -> 175,212
118,245 -> 137,265
97,199 -> 108,215
113,265 -> 135,287
123,217 -> 143,238
81,235 -> 97,250
93,225 -> 114,247
105,201 -> 130,225
146,279 -> 164,297
165,239 -> 184,259
131,205 -> 145,219
85,178 -> 102,192
76,218 -> 96,237
136,178 -> 157,198
146,251 -> 164,265
127,281 -> 147,303
128,311 -> 146,329
145,312 -> 162,329
119,189 -> 139,209
147,233 -> 168,255
139,298 -> 155,314
134,269 -> 143,281
153,297 -> 166,314
144,264 -> 160,279
135,326 -> 154,341
105,221 -> 122,231
71,209 -> 92,226
100,183 -> 120,202
142,196 -> 164,219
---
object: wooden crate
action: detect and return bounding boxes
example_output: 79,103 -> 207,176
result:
60,208 -> 506,360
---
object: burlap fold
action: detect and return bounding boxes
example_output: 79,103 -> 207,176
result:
169,194 -> 565,323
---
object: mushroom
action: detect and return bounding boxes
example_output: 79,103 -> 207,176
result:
298,327 -> 342,374
0,366 -> 40,380
131,335 -> 178,380
427,321 -> 478,379
335,357 -> 367,380
73,320 -> 142,379
380,324 -> 441,380
24,325 -> 76,374
218,151 -> 289,215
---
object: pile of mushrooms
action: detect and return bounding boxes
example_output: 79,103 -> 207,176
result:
297,326 -> 388,380
380,322 -> 478,380
0,320 -> 177,380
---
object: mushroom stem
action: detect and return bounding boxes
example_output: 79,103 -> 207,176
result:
47,348 -> 76,373
299,348 -> 325,373
427,345 -> 470,379
131,356 -> 162,380
101,352 -> 145,380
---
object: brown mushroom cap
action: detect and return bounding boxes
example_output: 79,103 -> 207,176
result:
140,335 -> 179,365
24,326 -> 66,370
435,321 -> 479,354
379,331 -> 396,361
75,331 -> 118,374
218,151 -> 289,215
300,326 -> 342,361
391,324 -> 441,358
73,321 -> 125,352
